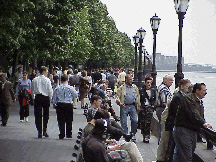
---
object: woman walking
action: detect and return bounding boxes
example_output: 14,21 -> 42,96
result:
16,71 -> 32,122
79,71 -> 89,108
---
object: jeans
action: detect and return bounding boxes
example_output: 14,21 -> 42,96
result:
120,104 -> 138,135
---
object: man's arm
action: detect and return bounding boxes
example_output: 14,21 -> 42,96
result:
115,86 -> 122,105
9,82 -> 15,101
71,86 -> 78,98
165,95 -> 180,131
46,79 -> 53,101
51,88 -> 57,106
161,90 -> 170,107
134,85 -> 141,107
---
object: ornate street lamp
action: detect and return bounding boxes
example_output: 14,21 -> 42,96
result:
133,34 -> 139,81
150,13 -> 161,88
137,27 -> 146,88
174,0 -> 190,88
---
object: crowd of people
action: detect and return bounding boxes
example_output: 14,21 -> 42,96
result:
0,65 -> 213,162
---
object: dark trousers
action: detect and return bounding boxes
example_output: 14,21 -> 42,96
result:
56,103 -> 73,137
0,102 -> 10,125
173,126 -> 197,162
138,106 -> 154,138
34,95 -> 50,135
18,96 -> 29,120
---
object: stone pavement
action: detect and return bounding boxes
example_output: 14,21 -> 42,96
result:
0,98 -> 159,162
0,97 -> 215,162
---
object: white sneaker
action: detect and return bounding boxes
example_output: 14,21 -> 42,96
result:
25,117 -> 28,122
20,120 -> 24,122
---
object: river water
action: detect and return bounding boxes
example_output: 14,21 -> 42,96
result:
156,71 -> 216,129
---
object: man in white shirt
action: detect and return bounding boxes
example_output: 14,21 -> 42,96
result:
32,66 -> 53,138
117,69 -> 126,88
101,70 -> 106,82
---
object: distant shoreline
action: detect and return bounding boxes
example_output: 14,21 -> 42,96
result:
157,70 -> 216,73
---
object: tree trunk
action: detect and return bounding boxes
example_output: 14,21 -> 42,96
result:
12,49 -> 20,77
50,61 -> 54,73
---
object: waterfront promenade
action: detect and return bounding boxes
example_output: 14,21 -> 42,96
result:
0,98 -> 215,162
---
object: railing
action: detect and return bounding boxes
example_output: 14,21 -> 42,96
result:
199,127 -> 216,150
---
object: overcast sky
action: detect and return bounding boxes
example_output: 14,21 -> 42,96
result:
100,0 -> 216,65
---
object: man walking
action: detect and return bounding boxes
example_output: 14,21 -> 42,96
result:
117,68 -> 126,88
157,75 -> 173,123
32,66 -> 53,138
107,71 -> 117,96
116,74 -> 141,142
69,69 -> 80,109
173,83 -> 212,162
52,74 -> 78,139
139,77 -> 157,143
157,75 -> 173,143
0,73 -> 15,126
156,79 -> 191,162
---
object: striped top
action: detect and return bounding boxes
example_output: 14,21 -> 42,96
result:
157,82 -> 172,107
52,83 -> 78,105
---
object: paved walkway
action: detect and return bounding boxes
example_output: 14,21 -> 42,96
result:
0,98 -> 215,162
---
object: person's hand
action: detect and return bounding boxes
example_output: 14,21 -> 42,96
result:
120,103 -> 126,108
106,139 -> 117,145
137,106 -> 140,112
109,144 -> 121,151
203,123 -> 213,129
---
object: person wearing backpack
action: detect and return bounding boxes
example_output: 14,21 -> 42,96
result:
16,71 -> 32,122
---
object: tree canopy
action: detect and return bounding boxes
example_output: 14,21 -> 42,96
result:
0,0 -> 135,71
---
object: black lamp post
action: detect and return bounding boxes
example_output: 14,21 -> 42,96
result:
174,0 -> 190,88
150,13 -> 161,88
145,51 -> 151,75
142,46 -> 146,77
137,27 -> 146,88
133,34 -> 139,81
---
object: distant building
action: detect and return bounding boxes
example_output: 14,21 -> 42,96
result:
152,53 -> 184,70
148,53 -> 214,72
